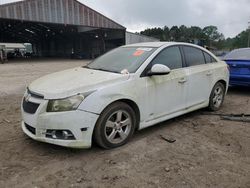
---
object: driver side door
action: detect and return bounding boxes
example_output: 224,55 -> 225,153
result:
142,46 -> 188,124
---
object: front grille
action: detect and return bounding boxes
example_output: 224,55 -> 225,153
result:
23,99 -> 40,114
25,123 -> 36,135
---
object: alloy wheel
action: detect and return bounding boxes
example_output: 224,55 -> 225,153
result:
104,110 -> 132,144
212,86 -> 223,108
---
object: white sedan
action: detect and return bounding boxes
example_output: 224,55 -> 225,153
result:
21,42 -> 229,149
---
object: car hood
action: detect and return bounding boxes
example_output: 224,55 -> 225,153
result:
28,67 -> 129,99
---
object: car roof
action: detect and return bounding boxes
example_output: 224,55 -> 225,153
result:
124,42 -> 177,48
124,42 -> 205,49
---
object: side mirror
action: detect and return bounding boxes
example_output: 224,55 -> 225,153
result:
147,64 -> 171,76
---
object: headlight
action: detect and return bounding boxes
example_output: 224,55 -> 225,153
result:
47,95 -> 85,112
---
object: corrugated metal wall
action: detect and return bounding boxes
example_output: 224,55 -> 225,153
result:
0,0 -> 124,29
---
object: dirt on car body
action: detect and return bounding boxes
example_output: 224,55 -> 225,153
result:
0,60 -> 249,188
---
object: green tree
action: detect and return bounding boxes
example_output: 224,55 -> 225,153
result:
162,26 -> 170,41
140,27 -> 165,41
202,26 -> 224,47
139,24 -> 250,50
178,25 -> 188,42
233,30 -> 249,48
169,26 -> 180,41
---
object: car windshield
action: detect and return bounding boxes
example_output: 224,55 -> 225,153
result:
86,47 -> 156,73
224,48 -> 250,60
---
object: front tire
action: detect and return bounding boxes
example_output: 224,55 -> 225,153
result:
94,102 -> 136,149
208,82 -> 226,111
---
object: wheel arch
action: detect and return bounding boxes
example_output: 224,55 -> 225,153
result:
92,98 -> 141,148
217,79 -> 227,87
215,79 -> 228,93
118,99 -> 141,130
208,79 -> 227,111
96,98 -> 141,131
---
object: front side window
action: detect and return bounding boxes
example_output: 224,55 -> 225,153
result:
87,47 -> 156,73
151,46 -> 183,70
183,46 -> 205,66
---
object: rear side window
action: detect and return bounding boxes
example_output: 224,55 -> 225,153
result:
151,46 -> 183,70
203,52 -> 216,63
183,46 -> 205,66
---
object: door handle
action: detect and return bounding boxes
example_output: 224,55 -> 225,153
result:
178,78 -> 187,84
206,71 -> 212,76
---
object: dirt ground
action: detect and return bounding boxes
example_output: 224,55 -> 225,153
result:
0,59 -> 249,188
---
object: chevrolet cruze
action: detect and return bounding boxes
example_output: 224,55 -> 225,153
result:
21,42 -> 229,149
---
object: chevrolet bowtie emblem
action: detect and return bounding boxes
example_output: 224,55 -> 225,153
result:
25,94 -> 31,102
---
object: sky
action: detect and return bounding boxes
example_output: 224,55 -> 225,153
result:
0,0 -> 249,38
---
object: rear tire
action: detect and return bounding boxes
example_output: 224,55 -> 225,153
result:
208,82 -> 226,111
94,102 -> 136,149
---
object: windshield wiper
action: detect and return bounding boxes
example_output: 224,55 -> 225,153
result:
83,66 -> 120,74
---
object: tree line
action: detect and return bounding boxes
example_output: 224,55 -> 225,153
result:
139,25 -> 249,50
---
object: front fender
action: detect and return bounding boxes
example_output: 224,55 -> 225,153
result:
78,92 -> 139,115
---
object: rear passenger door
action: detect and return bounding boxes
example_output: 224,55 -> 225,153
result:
182,46 -> 213,108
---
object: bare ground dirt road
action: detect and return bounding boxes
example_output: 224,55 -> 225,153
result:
0,60 -> 250,188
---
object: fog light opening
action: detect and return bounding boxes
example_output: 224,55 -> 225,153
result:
46,130 -> 75,140
51,130 -> 57,139
62,130 -> 73,140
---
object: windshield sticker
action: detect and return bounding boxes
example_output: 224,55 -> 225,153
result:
133,50 -> 145,56
136,48 -> 153,52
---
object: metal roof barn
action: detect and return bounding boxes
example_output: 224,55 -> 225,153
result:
0,0 -> 126,58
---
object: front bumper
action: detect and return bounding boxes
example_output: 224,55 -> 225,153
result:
21,96 -> 99,149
